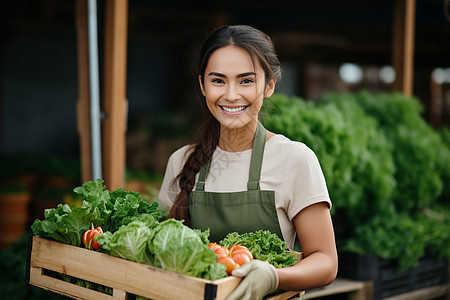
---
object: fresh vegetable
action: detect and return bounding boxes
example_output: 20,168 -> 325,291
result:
229,244 -> 254,266
209,243 -> 229,258
219,230 -> 298,268
209,243 -> 254,275
82,224 -> 103,250
32,179 -> 167,246
31,203 -> 101,246
148,219 -> 227,280
97,217 -> 228,280
73,179 -> 167,233
216,256 -> 239,275
208,242 -> 222,253
96,215 -> 156,265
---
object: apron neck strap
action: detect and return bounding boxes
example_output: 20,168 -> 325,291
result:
195,121 -> 267,192
247,121 -> 266,190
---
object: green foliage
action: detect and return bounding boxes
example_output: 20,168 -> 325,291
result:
219,230 -> 298,268
344,213 -> 427,271
437,127 -> 450,204
421,204 -> 450,260
31,203 -> 100,246
262,93 -> 396,227
348,91 -> 449,213
148,218 -> 226,280
31,179 -> 168,246
97,215 -> 157,265
261,91 -> 450,267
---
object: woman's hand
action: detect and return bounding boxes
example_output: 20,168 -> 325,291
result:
227,259 -> 278,300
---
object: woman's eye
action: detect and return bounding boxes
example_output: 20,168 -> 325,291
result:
211,78 -> 224,84
241,78 -> 254,84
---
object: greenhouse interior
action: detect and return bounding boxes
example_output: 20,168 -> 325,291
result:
1,0 -> 450,299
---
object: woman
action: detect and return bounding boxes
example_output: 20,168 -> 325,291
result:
158,24 -> 337,300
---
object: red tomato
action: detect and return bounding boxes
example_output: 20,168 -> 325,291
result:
214,246 -> 229,258
231,252 -> 252,266
217,256 -> 239,275
231,248 -> 253,260
214,243 -> 253,275
208,243 -> 221,252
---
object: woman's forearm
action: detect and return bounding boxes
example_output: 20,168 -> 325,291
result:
276,251 -> 337,291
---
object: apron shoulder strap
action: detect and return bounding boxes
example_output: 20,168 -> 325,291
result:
247,121 -> 266,190
196,160 -> 209,191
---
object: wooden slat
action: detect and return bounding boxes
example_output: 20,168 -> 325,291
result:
305,278 -> 368,299
75,0 -> 92,183
383,284 -> 450,300
30,266 -> 119,300
269,291 -> 303,300
102,0 -> 129,190
392,0 -> 416,96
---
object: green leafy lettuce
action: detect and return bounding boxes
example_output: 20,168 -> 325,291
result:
96,214 -> 157,265
31,203 -> 101,246
219,230 -> 298,268
73,179 -> 167,233
32,179 -> 167,246
148,219 -> 226,279
97,217 -> 227,280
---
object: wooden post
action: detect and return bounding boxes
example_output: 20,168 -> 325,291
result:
392,0 -> 416,96
102,0 -> 128,190
75,0 -> 92,183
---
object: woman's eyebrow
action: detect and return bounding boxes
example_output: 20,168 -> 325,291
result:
237,72 -> 256,78
207,71 -> 256,78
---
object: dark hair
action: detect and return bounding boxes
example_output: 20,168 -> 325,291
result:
168,25 -> 282,225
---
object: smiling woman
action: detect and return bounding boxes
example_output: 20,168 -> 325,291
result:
158,25 -> 337,300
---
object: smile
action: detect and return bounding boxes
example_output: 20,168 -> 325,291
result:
220,106 -> 248,113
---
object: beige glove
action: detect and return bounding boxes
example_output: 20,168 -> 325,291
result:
227,259 -> 279,300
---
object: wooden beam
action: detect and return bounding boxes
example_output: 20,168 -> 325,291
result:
102,0 -> 128,190
392,0 -> 416,96
75,0 -> 92,183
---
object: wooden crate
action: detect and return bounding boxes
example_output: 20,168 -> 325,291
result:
28,236 -> 303,300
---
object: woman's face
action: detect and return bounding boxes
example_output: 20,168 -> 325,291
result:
199,45 -> 275,131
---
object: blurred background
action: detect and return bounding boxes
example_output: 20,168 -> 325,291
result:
1,0 -> 450,299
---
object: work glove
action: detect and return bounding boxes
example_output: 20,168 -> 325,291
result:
227,259 -> 279,300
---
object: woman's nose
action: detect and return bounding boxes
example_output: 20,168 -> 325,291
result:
224,84 -> 239,101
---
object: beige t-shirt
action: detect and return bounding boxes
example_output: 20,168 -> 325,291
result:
158,134 -> 331,250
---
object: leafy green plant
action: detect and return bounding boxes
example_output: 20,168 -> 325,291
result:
343,212 -> 427,271
262,91 -> 450,268
31,179 -> 167,246
421,204 -> 450,260
262,93 -> 396,227
219,230 -> 298,268
348,91 -> 449,213
437,126 -> 450,204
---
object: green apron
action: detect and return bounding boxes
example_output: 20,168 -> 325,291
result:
189,122 -> 284,243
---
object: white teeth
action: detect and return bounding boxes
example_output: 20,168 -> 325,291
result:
222,106 -> 246,112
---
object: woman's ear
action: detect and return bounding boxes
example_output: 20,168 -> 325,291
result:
199,75 -> 206,97
264,78 -> 276,98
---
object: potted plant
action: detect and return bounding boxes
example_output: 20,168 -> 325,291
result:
0,183 -> 30,249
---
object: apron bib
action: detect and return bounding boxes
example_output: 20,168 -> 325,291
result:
189,122 -> 284,243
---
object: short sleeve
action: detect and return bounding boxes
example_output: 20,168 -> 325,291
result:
283,143 -> 331,221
